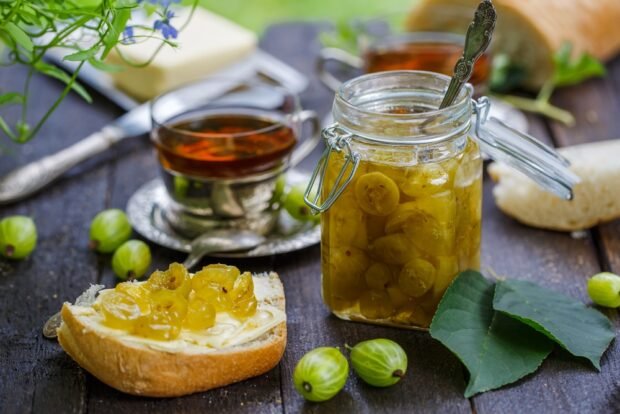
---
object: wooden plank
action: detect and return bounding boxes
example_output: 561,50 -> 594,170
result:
549,56 -> 620,278
274,247 -> 472,414
84,73 -> 284,414
0,66 -> 120,413
263,23 -> 472,414
473,75 -> 620,412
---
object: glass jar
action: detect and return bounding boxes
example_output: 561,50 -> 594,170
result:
306,71 -> 579,330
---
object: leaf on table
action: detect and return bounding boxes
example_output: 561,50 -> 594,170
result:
430,271 -> 554,398
493,279 -> 615,369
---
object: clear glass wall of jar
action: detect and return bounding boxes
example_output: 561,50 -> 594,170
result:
317,71 -> 481,330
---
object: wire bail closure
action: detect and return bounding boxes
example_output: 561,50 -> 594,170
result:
304,124 -> 360,214
473,96 -> 491,136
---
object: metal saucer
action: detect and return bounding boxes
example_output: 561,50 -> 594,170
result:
127,173 -> 320,258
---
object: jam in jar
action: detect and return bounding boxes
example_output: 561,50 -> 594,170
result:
306,71 -> 578,329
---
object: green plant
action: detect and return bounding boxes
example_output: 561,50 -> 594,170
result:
0,0 -> 197,145
491,43 -> 606,126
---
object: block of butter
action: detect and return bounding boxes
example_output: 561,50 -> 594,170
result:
107,8 -> 257,100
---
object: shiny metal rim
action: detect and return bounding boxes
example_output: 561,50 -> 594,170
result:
127,178 -> 321,258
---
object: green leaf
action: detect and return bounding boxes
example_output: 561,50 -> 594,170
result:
553,42 -> 606,87
64,46 -> 99,62
87,57 -> 124,73
4,22 -> 34,51
0,92 -> 23,106
0,116 -> 15,140
493,279 -> 615,369
101,8 -> 131,58
489,54 -> 527,93
34,62 -> 92,103
430,271 -> 554,397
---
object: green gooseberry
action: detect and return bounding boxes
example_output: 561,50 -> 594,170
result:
0,216 -> 37,259
293,347 -> 349,402
587,272 -> 620,308
89,209 -> 132,253
270,174 -> 287,206
283,183 -> 319,223
348,338 -> 407,387
111,240 -> 152,280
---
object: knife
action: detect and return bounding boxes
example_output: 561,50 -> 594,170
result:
0,103 -> 150,205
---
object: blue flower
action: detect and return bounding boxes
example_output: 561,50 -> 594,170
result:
122,26 -> 135,43
138,0 -> 180,6
153,10 -> 178,39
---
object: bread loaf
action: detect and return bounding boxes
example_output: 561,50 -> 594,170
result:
406,0 -> 620,89
488,140 -> 620,231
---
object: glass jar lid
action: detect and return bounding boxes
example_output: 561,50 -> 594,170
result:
305,71 -> 580,213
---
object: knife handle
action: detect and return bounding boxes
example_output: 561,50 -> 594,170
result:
0,125 -> 124,205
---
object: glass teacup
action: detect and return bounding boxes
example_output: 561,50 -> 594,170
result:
150,78 -> 320,238
317,31 -> 491,94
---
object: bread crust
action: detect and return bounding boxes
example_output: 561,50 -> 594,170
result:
406,0 -> 620,88
57,273 -> 286,397
488,140 -> 620,231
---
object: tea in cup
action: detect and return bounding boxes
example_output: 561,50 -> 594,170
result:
150,78 -> 320,238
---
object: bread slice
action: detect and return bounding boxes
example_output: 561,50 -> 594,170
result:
406,0 -> 620,89
57,272 -> 286,397
488,140 -> 620,231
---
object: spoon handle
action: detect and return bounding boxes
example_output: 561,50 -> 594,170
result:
440,0 -> 496,109
183,245 -> 218,270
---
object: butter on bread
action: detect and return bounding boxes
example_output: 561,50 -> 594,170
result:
488,140 -> 620,231
406,0 -> 620,89
57,272 -> 286,397
107,8 -> 257,100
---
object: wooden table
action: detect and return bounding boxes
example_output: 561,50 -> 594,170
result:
1,23 -> 619,414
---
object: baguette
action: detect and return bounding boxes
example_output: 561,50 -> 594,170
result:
57,272 -> 286,397
406,0 -> 620,89
488,140 -> 620,231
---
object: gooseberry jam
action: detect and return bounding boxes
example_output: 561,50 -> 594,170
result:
312,71 -> 482,329
321,139 -> 482,328
95,263 -> 258,340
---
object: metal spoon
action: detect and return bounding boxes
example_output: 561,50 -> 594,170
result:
42,229 -> 265,339
439,0 -> 497,109
182,229 -> 266,269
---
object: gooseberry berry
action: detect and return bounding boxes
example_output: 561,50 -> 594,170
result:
111,240 -> 152,280
283,183 -> 318,222
0,216 -> 37,259
270,174 -> 286,205
146,262 -> 191,297
587,272 -> 620,308
348,338 -> 407,387
293,347 -> 349,402
89,209 -> 132,253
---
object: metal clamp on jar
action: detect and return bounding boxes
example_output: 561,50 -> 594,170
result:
305,71 -> 579,330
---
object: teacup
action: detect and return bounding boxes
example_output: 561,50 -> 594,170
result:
318,32 -> 491,94
150,78 -> 320,238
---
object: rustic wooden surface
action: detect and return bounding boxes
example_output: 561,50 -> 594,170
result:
1,23 -> 619,414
